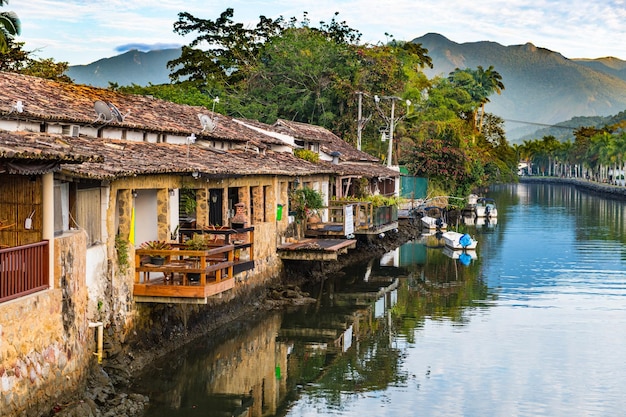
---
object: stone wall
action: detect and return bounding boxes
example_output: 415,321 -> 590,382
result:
0,232 -> 93,417
519,176 -> 626,199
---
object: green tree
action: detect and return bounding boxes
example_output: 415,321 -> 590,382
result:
0,0 -> 20,53
245,26 -> 355,126
20,58 -> 72,82
447,66 -> 504,133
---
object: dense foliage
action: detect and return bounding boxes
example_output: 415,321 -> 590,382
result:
517,122 -> 626,184
2,6 -> 520,196
156,8 -> 516,196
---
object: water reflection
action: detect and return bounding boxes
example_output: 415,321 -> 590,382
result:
134,183 -> 626,417
134,231 -> 487,416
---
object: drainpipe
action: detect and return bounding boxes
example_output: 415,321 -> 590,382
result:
89,322 -> 104,363
42,172 -> 54,288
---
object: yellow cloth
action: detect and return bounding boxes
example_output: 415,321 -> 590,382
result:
129,206 -> 135,245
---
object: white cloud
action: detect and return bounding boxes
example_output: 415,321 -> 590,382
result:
8,0 -> 626,65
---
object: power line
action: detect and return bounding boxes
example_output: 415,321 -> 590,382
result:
504,118 -> 581,130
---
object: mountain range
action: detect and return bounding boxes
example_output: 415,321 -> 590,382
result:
65,33 -> 626,142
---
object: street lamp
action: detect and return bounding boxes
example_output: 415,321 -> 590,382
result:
374,96 -> 411,167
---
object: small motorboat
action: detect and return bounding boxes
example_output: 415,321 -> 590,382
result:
475,198 -> 498,218
419,206 -> 447,231
441,231 -> 478,250
421,215 -> 447,230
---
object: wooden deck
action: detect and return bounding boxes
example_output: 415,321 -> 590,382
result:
277,238 -> 357,261
134,245 -> 235,304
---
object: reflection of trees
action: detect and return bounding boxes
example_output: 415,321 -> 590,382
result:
533,183 -> 626,242
281,309 -> 403,411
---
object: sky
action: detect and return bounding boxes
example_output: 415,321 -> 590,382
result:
7,0 -> 626,66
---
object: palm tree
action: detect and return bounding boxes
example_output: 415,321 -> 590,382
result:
475,65 -> 504,133
0,0 -> 20,53
447,66 -> 504,134
588,132 -> 612,182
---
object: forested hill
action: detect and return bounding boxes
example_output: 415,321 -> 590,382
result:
66,48 -> 182,88
414,33 -> 626,141
65,33 -> 626,142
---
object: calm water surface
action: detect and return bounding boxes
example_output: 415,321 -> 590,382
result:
134,183 -> 626,417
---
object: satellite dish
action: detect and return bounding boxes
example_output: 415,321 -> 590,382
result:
94,100 -> 114,122
198,113 -> 216,132
107,102 -> 125,122
93,100 -> 127,123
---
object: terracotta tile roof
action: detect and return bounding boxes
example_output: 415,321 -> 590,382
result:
320,161 -> 399,179
0,130 -> 102,163
270,119 -> 379,163
0,72 -> 277,145
49,135 -> 333,180
0,72 -> 391,180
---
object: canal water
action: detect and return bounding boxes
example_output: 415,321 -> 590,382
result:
132,182 -> 626,417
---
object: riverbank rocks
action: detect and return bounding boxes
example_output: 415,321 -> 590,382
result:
52,365 -> 148,417
265,284 -> 317,308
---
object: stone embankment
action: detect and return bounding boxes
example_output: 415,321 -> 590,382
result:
519,176 -> 626,199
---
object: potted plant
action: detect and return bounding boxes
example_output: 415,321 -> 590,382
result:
183,234 -> 210,281
184,234 -> 211,251
139,240 -> 172,265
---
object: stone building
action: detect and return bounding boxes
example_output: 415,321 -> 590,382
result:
0,70 -> 396,415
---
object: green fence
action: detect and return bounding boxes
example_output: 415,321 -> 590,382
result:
400,174 -> 428,200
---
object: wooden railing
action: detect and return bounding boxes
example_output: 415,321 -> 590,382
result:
134,244 -> 236,300
0,241 -> 49,304
179,227 -> 255,274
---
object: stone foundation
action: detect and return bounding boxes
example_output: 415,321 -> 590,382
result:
0,232 -> 93,417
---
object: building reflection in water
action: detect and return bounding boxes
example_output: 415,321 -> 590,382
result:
133,238 -> 487,416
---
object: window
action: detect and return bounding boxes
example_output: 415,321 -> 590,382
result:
54,182 -> 69,235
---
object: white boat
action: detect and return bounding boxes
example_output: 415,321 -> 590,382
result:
419,206 -> 447,230
441,231 -> 478,250
475,198 -> 498,218
421,215 -> 447,230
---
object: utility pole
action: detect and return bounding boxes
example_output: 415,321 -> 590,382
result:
355,92 -> 371,151
387,98 -> 396,167
374,95 -> 410,167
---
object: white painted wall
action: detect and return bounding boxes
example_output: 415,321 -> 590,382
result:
134,189 -> 158,247
85,243 -> 108,318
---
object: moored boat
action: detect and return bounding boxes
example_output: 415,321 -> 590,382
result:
475,198 -> 498,218
419,206 -> 447,230
421,215 -> 447,230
